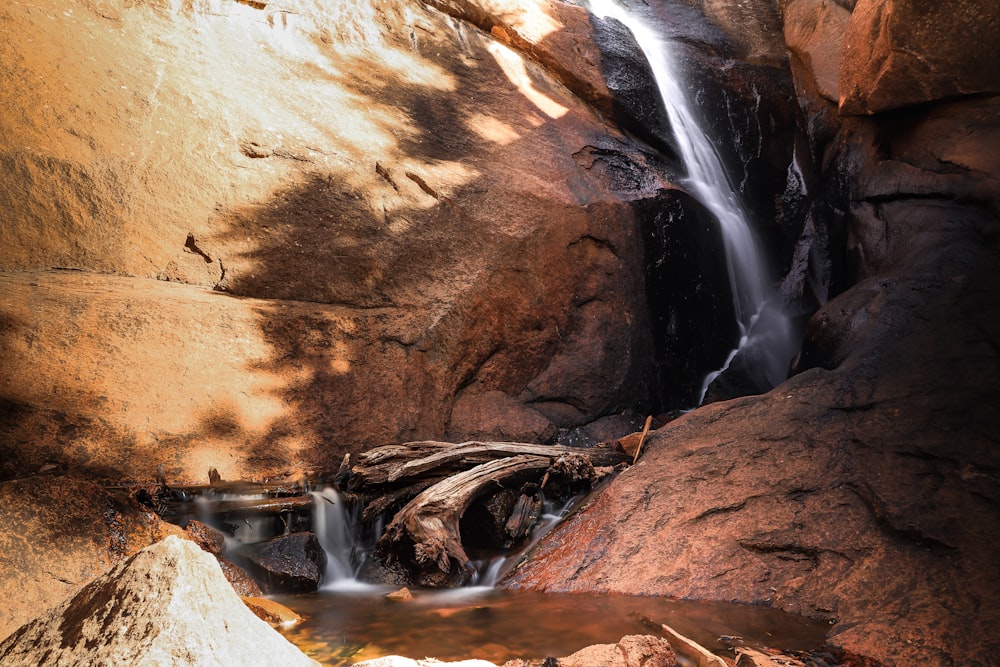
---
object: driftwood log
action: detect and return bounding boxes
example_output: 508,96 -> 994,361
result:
340,440 -> 629,585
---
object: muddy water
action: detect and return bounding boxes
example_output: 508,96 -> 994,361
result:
274,587 -> 832,665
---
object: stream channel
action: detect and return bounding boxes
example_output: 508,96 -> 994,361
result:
165,485 -> 833,666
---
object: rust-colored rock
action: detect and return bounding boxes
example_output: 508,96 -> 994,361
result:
0,0 -> 663,484
0,476 -> 184,642
839,0 -> 1000,114
556,635 -> 678,667
504,197 -> 1000,666
241,595 -> 304,628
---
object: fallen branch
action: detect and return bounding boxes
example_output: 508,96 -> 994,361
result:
377,455 -> 552,584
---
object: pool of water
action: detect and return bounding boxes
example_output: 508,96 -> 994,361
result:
274,587 -> 832,665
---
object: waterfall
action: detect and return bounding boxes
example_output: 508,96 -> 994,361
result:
587,0 -> 794,403
311,488 -> 376,590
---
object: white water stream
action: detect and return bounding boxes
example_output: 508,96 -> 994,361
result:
587,0 -> 795,403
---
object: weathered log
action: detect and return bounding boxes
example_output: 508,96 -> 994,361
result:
377,455 -> 552,582
346,440 -> 629,490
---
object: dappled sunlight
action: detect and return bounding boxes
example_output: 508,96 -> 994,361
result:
466,112 -> 522,145
482,0 -> 562,42
486,41 -> 569,119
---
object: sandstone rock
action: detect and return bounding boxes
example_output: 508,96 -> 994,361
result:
504,197 -> 1000,666
356,659 -> 498,667
0,536 -> 318,666
781,0 -> 852,103
556,634 -> 678,667
241,595 -> 304,628
243,531 -> 326,593
447,390 -> 557,444
839,0 -> 1000,114
0,0 -> 664,483
0,476 -> 183,642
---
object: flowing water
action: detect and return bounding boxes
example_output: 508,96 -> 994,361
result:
587,0 -> 796,403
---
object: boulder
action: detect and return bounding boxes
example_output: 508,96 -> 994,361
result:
243,532 -> 326,593
504,199 -> 1000,666
555,635 -> 678,667
0,536 -> 318,666
781,0 -> 852,103
0,476 -> 183,642
839,0 -> 1000,114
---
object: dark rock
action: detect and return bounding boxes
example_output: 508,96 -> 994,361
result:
244,532 -> 326,593
185,518 -> 225,556
504,201 -> 1000,667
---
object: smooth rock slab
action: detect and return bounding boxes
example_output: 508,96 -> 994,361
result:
0,535 -> 318,666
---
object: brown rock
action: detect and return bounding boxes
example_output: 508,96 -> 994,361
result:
781,0 -> 852,102
386,586 -> 414,601
185,519 -> 225,557
504,199 -> 1000,666
447,390 -> 557,444
219,556 -> 264,598
556,635 -> 678,667
241,595 -> 304,628
0,0 -> 657,484
839,0 -> 1000,114
0,536 -> 318,666
0,476 -> 183,642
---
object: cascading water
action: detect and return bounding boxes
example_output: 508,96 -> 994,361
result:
311,488 -> 377,590
587,0 -> 795,404
468,496 -> 579,588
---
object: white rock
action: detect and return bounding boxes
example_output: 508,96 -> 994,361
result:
0,535 -> 318,666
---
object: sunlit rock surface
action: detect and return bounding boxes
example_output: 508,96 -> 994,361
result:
0,536 -> 319,666
0,0 -> 668,482
0,476 -> 183,642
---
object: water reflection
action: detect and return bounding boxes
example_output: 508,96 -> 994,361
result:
275,588 -> 831,666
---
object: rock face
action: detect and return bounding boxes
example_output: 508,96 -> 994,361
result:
0,476 -> 183,642
0,0 -> 670,482
0,535 -> 318,666
839,0 -> 1000,114
506,2 -> 1000,667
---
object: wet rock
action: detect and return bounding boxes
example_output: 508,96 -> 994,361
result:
386,587 -> 414,601
185,519 -> 225,556
241,595 -> 304,628
0,476 -> 183,642
0,536 -> 318,666
839,0 -> 1000,114
243,532 -> 326,593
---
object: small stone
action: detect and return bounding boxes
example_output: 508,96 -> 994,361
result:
386,586 -> 413,601
241,596 -> 303,628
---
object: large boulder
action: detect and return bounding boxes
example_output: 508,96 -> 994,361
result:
0,0 -> 667,482
839,0 -> 1000,114
0,535 -> 319,666
0,476 -> 183,642
504,195 -> 1000,666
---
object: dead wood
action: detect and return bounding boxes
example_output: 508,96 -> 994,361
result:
377,455 -> 553,581
344,440 -> 628,490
